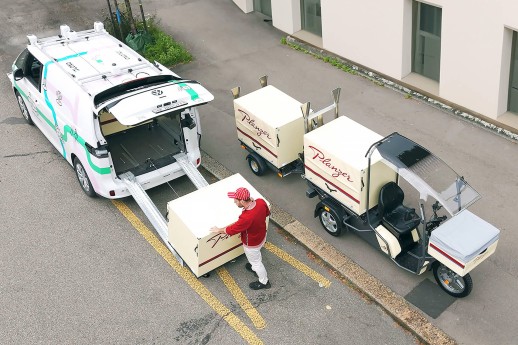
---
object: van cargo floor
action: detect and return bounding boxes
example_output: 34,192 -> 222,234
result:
107,124 -> 182,175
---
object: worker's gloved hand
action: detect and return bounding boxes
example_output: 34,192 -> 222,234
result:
210,226 -> 225,234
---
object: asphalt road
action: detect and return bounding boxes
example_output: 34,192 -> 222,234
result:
141,1 -> 518,344
2,0 -> 518,344
0,1 -> 419,344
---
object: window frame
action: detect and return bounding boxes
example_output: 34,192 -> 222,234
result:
412,1 -> 442,82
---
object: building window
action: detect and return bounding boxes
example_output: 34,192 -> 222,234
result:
412,1 -> 442,81
301,0 -> 322,36
509,32 -> 518,114
254,0 -> 272,18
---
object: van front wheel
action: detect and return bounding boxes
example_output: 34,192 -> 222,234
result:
16,91 -> 34,125
74,158 -> 96,197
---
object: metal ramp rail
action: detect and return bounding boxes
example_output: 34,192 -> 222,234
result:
119,171 -> 183,265
174,153 -> 209,189
119,153 -> 209,265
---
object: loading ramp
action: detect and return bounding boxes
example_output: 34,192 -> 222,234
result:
173,153 -> 209,189
119,152 -> 210,265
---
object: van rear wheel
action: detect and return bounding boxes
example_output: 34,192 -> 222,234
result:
318,207 -> 343,236
432,262 -> 472,298
16,91 -> 34,125
74,158 -> 96,197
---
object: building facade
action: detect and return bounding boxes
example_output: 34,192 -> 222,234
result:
232,0 -> 518,130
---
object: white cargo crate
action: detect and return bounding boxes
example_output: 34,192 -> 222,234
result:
428,210 -> 500,276
167,174 -> 269,277
233,85 -> 305,169
304,116 -> 397,215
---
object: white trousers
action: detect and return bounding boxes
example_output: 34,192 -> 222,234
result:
243,242 -> 268,284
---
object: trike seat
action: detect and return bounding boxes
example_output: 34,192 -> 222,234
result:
378,182 -> 420,239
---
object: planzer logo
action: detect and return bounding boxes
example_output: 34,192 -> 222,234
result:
206,233 -> 231,248
308,145 -> 353,182
206,233 -> 241,249
238,109 -> 272,139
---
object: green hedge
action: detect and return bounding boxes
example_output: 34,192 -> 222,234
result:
104,11 -> 192,67
141,20 -> 192,66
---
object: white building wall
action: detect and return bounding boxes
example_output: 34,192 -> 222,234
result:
321,0 -> 410,80
232,0 -> 253,13
271,0 -> 301,34
232,0 -> 518,121
439,0 -> 518,117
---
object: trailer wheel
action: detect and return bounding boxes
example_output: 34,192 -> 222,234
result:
318,207 -> 343,236
432,262 -> 473,298
247,153 -> 267,176
16,91 -> 34,125
74,158 -> 96,197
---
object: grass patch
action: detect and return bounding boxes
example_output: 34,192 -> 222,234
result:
103,9 -> 192,67
280,37 -> 356,75
140,19 -> 192,66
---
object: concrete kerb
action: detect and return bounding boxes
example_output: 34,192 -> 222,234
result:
200,151 -> 456,345
284,36 -> 518,143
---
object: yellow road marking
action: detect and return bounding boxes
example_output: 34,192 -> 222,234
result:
111,200 -> 263,345
217,267 -> 266,330
264,242 -> 331,288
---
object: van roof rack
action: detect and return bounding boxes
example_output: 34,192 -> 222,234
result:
27,22 -> 165,98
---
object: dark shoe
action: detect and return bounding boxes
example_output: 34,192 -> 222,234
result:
245,263 -> 258,277
249,281 -> 271,290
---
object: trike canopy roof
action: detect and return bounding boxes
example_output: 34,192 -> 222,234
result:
372,133 -> 480,215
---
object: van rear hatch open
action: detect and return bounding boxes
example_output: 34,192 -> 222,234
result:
96,78 -> 214,176
104,79 -> 214,125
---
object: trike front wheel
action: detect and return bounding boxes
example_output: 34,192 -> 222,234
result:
433,262 -> 473,298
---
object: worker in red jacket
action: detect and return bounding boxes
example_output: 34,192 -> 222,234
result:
211,187 -> 271,290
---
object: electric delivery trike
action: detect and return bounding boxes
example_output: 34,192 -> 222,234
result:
307,131 -> 500,298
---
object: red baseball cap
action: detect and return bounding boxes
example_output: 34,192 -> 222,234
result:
227,187 -> 250,200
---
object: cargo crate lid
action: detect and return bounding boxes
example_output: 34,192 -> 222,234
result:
234,85 -> 303,128
167,174 -> 268,238
304,116 -> 384,170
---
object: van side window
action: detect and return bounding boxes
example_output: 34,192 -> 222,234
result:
14,49 -> 29,71
24,53 -> 44,92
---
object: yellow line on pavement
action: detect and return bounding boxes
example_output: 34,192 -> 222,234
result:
111,200 -> 263,345
264,242 -> 331,288
217,267 -> 266,330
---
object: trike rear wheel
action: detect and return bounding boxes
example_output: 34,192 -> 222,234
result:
318,207 -> 343,237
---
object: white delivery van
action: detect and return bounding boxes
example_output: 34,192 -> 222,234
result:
7,22 -> 214,198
